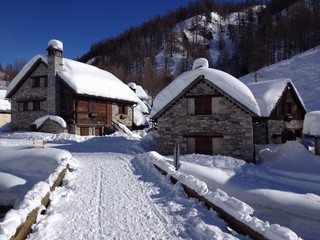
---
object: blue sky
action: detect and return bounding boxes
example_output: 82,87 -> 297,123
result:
0,0 -> 245,66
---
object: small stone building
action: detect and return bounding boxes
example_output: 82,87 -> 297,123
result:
151,58 -> 260,161
247,79 -> 306,144
6,40 -> 139,135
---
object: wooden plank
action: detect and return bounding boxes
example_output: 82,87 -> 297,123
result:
153,164 -> 270,240
9,165 -> 69,240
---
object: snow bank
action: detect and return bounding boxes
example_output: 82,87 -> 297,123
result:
33,115 -> 67,129
0,146 -> 74,240
138,151 -> 301,240
303,111 -> 320,136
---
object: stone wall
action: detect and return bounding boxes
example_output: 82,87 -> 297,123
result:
11,63 -> 48,130
112,104 -> 133,129
37,119 -> 68,134
268,119 -> 304,143
157,80 -> 255,161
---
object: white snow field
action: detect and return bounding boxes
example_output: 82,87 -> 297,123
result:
1,131 -> 319,239
27,152 -> 240,240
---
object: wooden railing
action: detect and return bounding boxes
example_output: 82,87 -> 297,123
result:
9,165 -> 69,240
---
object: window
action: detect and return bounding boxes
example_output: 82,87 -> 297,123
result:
18,102 -> 28,111
284,102 -> 292,115
195,96 -> 211,115
119,105 -> 128,114
33,101 -> 41,111
32,77 -> 40,88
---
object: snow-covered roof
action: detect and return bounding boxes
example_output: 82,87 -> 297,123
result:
6,55 -> 139,104
33,115 -> 67,129
128,82 -> 149,100
151,58 -> 260,118
247,78 -> 306,117
303,111 -> 320,136
0,90 -> 10,111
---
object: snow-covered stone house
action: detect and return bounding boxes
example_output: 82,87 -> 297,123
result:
151,58 -> 306,162
247,79 -> 306,144
151,58 -> 260,161
5,40 -> 139,135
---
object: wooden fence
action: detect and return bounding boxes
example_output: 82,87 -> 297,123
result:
154,164 -> 270,240
9,165 -> 69,240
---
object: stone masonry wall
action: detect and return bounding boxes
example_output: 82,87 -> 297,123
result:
112,104 -> 133,129
11,63 -> 48,130
37,119 -> 68,134
157,80 -> 254,161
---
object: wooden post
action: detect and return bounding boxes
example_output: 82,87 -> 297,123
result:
174,141 -> 181,170
315,137 -> 320,155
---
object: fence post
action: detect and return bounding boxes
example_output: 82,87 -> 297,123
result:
174,141 -> 181,170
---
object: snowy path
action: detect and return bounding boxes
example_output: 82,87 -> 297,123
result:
27,150 -> 239,240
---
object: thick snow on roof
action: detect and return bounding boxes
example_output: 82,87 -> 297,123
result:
247,78 -> 305,117
59,58 -> 138,103
151,58 -> 260,118
6,55 -> 138,103
33,115 -> 67,129
128,82 -> 149,100
303,111 -> 320,136
0,90 -> 10,111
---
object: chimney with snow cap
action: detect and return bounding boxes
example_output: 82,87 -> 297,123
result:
47,39 -> 63,115
192,58 -> 209,70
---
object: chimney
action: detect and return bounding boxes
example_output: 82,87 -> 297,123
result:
47,39 -> 63,115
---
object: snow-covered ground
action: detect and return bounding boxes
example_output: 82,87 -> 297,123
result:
0,131 -> 319,239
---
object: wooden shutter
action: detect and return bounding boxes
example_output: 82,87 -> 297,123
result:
195,97 -> 212,115
195,137 -> 212,154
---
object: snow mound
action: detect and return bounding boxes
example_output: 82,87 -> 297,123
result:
192,58 -> 209,69
0,173 -> 26,192
303,111 -> 320,136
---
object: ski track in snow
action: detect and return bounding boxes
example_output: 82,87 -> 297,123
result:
27,151 -> 238,240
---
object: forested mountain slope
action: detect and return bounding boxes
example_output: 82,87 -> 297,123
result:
79,0 -> 320,97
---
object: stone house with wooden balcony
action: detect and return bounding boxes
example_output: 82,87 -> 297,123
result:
5,40 -> 139,135
150,58 -> 306,162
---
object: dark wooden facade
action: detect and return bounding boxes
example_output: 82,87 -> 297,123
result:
253,83 -> 306,144
60,82 -> 132,136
